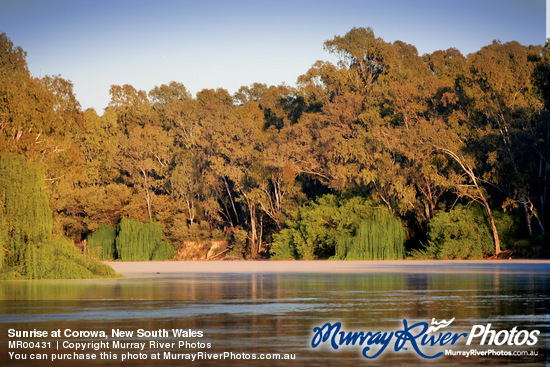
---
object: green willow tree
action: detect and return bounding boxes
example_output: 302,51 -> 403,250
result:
334,209 -> 405,260
0,154 -> 115,278
86,224 -> 117,260
0,154 -> 52,268
115,217 -> 174,261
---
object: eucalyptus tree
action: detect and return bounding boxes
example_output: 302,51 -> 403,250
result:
114,123 -> 173,221
467,41 -> 546,236
149,81 -> 192,127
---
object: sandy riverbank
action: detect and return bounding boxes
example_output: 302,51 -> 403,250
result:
104,259 -> 550,276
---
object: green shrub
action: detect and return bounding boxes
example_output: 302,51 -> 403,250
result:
151,241 -> 176,260
411,204 -> 495,259
493,211 -> 518,250
226,228 -> 249,259
271,194 -> 406,260
270,229 -> 298,260
271,194 -> 339,259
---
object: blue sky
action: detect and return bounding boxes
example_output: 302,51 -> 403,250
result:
0,0 -> 546,113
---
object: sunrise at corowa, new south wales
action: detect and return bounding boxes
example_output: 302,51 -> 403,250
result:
0,0 -> 548,366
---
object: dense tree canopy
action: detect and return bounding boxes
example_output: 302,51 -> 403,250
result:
1,30 -> 548,261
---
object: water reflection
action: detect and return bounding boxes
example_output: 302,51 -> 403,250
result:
0,264 -> 548,366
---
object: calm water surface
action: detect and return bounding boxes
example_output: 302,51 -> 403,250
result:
0,262 -> 549,366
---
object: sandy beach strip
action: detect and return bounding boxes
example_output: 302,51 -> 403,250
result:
104,260 -> 550,276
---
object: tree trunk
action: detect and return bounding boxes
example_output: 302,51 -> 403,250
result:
243,193 -> 259,258
223,176 -> 239,224
484,204 -> 501,255
185,195 -> 195,226
438,147 -> 502,255
145,190 -> 153,221
249,205 -> 258,258
141,168 -> 153,221
522,198 -> 533,237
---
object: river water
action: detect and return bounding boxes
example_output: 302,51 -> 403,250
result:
0,262 -> 548,366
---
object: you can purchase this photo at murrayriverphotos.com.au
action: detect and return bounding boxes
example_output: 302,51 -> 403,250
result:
1,0 -> 550,366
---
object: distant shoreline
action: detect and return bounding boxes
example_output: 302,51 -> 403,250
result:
104,259 -> 550,276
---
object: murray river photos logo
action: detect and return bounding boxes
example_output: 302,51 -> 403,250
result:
310,318 -> 540,359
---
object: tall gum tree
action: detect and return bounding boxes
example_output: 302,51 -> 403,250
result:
115,123 -> 173,221
300,28 -> 421,215
209,99 -> 267,257
468,41 -> 546,236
